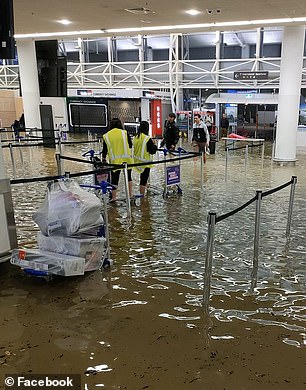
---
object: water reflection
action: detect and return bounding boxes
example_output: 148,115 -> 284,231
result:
1,136 -> 306,387
4,140 -> 306,321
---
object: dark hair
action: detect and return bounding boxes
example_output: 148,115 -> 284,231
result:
136,121 -> 150,137
110,118 -> 123,130
194,113 -> 201,119
169,113 -> 176,119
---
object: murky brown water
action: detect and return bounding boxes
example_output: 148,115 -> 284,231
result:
1,135 -> 305,389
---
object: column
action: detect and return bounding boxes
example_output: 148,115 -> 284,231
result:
16,39 -> 41,129
274,26 -> 305,162
169,34 -> 183,112
220,31 -> 225,59
176,35 -> 184,111
138,35 -> 144,87
215,31 -> 221,88
0,143 -> 17,256
107,37 -> 113,86
78,37 -> 85,86
255,28 -> 264,71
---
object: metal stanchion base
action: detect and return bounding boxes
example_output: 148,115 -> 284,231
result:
163,185 -> 183,198
273,159 -> 297,167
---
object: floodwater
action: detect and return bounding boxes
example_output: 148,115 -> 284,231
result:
0,135 -> 305,389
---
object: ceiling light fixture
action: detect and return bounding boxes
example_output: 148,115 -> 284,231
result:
186,10 -> 201,16
14,17 -> 306,39
125,7 -> 155,15
107,17 -> 306,33
15,30 -> 105,39
57,19 -> 72,25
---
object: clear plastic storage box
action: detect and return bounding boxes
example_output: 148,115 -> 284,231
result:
11,249 -> 85,276
37,233 -> 106,272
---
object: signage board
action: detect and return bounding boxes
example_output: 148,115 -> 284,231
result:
234,71 -> 269,80
150,99 -> 162,137
166,165 -> 180,186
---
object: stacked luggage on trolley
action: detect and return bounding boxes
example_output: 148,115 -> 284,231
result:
11,179 -> 108,278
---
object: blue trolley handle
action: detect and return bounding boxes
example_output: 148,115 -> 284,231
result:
80,181 -> 114,195
177,147 -> 188,154
82,149 -> 95,158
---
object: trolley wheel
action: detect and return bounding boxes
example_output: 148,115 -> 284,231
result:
102,258 -> 113,269
162,190 -> 169,198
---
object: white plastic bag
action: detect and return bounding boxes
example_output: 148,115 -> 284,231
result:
33,179 -> 103,236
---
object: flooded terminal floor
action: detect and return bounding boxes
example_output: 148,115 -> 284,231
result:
0,135 -> 305,389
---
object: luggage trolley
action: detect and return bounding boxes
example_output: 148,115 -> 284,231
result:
82,149 -> 110,186
162,148 -> 184,198
10,178 -> 112,280
80,181 -> 113,268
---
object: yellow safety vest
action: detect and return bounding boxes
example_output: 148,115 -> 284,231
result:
103,128 -> 134,168
133,133 -> 153,173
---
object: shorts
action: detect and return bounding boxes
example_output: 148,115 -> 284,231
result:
195,141 -> 206,152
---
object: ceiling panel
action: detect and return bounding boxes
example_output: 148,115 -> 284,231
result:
13,0 -> 306,37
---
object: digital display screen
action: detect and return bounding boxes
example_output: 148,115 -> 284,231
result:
69,103 -> 107,127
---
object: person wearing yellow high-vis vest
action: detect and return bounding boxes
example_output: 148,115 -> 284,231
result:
133,121 -> 157,195
102,118 -> 133,202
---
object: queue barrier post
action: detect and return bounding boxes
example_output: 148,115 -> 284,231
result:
225,146 -> 229,176
250,190 -> 262,292
286,176 -> 297,237
55,153 -> 62,176
261,141 -> 265,166
101,180 -> 111,264
203,212 -> 217,316
57,137 -> 62,156
163,149 -> 168,197
18,140 -> 24,166
9,143 -> 16,178
123,162 -> 132,220
245,144 -> 248,173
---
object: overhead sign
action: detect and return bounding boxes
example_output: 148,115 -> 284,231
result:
234,71 -> 269,80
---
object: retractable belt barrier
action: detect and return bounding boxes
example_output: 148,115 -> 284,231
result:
10,147 -> 202,232
10,147 -> 200,185
1,139 -> 101,146
203,176 -> 297,316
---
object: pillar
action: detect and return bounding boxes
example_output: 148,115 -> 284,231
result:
138,35 -> 144,87
255,28 -> 264,71
77,37 -> 85,86
0,143 -> 17,256
215,31 -> 221,88
176,35 -> 184,111
16,39 -> 41,129
169,34 -> 183,112
274,26 -> 305,162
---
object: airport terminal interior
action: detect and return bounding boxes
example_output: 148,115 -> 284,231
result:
0,1 -> 306,389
